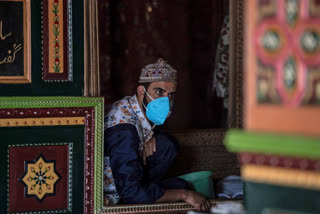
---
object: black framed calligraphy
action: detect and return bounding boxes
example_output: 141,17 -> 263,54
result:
0,0 -> 31,83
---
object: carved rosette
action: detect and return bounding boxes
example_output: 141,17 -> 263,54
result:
22,155 -> 60,201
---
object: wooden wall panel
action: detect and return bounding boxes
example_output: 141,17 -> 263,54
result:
245,0 -> 320,136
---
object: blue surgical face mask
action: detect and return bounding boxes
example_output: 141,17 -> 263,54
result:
143,87 -> 170,125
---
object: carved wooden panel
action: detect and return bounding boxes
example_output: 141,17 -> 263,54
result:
169,130 -> 240,181
42,0 -> 73,81
0,97 -> 104,214
245,0 -> 320,136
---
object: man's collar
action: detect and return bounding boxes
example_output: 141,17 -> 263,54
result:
129,95 -> 154,143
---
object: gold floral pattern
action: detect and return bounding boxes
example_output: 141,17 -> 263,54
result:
22,155 -> 60,200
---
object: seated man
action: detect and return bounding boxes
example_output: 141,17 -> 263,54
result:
104,59 -> 210,211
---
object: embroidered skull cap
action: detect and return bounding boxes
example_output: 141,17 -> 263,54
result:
138,58 -> 177,83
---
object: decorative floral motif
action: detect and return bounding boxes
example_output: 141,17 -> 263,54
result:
103,157 -> 120,205
22,155 -> 60,200
301,30 -> 320,53
283,56 -> 297,90
256,0 -> 320,106
262,30 -> 281,52
42,0 -> 73,81
52,0 -> 61,73
286,0 -> 299,26
104,95 -> 153,145
104,94 -> 154,203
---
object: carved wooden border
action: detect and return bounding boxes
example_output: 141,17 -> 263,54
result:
229,0 -> 244,129
100,0 -> 244,213
8,142 -> 73,213
0,97 -> 104,214
170,129 -> 240,180
42,0 -> 73,82
103,200 -> 242,214
2,107 -> 94,213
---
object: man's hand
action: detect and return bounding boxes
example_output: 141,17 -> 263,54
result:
140,136 -> 156,165
156,189 -> 211,212
183,190 -> 211,212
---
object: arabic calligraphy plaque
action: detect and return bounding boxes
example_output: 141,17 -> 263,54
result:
0,0 -> 31,83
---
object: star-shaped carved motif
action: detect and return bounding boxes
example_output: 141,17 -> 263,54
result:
22,155 -> 60,200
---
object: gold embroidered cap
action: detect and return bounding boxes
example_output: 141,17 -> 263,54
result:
138,58 -> 178,83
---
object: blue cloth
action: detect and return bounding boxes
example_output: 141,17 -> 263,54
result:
105,123 -> 188,204
217,175 -> 243,199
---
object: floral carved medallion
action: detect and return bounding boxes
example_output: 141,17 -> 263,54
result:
21,154 -> 60,201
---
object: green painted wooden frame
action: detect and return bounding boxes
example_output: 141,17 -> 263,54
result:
225,129 -> 320,159
0,96 -> 104,214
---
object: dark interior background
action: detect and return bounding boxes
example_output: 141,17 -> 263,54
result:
98,0 -> 229,130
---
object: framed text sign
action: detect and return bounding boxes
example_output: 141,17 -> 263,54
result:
0,0 -> 31,83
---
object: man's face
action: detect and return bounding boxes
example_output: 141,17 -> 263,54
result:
145,81 -> 177,105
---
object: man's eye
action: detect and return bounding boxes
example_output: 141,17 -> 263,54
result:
155,90 -> 163,96
168,93 -> 176,99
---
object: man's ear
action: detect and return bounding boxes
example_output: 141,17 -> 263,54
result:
137,85 -> 145,100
